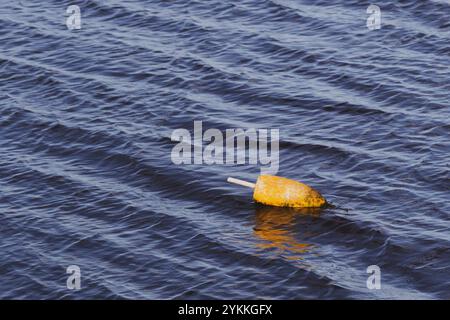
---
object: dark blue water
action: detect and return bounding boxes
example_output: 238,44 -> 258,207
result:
0,0 -> 449,299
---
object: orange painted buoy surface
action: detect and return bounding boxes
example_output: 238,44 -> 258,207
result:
227,175 -> 327,208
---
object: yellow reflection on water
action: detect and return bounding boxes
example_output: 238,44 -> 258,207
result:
253,206 -> 322,260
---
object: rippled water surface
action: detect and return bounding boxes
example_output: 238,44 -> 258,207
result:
0,0 -> 449,299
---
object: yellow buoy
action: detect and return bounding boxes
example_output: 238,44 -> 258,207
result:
227,175 -> 327,208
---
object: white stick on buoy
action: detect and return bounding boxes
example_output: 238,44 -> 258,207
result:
227,177 -> 256,189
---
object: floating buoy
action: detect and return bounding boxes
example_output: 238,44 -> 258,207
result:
227,175 -> 327,208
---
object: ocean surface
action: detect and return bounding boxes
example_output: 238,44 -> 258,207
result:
0,0 -> 449,299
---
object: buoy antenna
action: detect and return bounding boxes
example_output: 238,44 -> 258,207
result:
227,177 -> 256,189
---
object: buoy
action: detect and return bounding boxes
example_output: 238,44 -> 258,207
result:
227,175 -> 327,208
